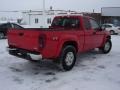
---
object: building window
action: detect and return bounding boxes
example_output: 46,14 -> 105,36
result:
47,18 -> 51,24
35,18 -> 39,24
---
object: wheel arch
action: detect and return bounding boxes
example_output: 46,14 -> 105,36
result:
62,41 -> 78,53
101,35 -> 111,48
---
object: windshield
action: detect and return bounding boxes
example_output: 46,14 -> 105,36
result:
52,17 -> 79,28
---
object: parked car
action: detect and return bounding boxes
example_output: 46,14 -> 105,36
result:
101,23 -> 120,35
0,23 -> 24,39
7,15 -> 112,71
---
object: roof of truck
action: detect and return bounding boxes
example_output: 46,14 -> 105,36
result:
54,15 -> 94,20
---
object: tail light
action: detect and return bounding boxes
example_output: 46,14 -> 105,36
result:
38,34 -> 46,48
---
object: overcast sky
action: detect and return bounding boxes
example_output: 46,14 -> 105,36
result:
0,0 -> 120,12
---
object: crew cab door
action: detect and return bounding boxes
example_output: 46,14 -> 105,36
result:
89,18 -> 105,48
82,17 -> 95,51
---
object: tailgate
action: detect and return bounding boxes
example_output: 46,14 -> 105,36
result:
8,29 -> 41,52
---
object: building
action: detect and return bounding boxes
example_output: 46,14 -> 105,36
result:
21,10 -> 82,28
101,7 -> 120,26
0,11 -> 22,24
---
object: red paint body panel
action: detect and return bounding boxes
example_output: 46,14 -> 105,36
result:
7,15 -> 110,60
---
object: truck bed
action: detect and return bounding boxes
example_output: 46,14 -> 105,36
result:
7,28 -> 84,58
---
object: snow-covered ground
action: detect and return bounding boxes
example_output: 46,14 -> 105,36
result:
0,35 -> 120,90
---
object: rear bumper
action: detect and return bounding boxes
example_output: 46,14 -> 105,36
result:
7,47 -> 42,61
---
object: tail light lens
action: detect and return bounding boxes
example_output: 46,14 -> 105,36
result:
39,34 -> 46,48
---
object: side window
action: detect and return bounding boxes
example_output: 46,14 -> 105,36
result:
90,19 -> 100,30
83,17 -> 91,30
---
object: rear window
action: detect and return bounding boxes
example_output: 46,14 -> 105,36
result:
52,17 -> 80,28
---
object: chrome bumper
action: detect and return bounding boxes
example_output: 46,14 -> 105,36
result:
28,53 -> 42,60
7,47 -> 42,60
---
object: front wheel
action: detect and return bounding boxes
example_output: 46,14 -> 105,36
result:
59,45 -> 76,71
100,40 -> 112,54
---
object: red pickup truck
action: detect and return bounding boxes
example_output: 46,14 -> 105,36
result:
7,15 -> 112,71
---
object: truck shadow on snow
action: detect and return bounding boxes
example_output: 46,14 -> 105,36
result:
9,60 -> 60,75
8,49 -> 108,84
9,60 -> 60,83
76,49 -> 103,64
9,49 -> 104,74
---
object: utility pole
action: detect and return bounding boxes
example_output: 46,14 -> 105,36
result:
93,9 -> 95,13
43,0 -> 46,28
43,0 -> 45,14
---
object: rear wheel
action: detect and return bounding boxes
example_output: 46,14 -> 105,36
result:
100,40 -> 112,54
59,45 -> 76,71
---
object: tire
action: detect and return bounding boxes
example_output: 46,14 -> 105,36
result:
110,30 -> 115,35
100,40 -> 112,54
0,33 -> 5,39
59,45 -> 77,71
